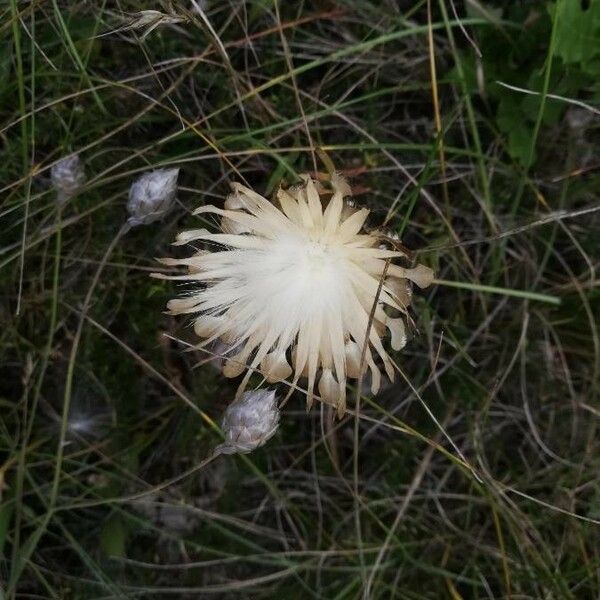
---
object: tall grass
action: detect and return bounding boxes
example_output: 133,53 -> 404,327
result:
1,1 -> 599,598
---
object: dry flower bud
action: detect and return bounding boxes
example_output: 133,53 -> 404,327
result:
51,154 -> 86,206
127,168 -> 179,227
215,389 -> 279,455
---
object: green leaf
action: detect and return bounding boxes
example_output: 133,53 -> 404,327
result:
264,149 -> 299,196
99,513 -> 127,558
552,0 -> 600,66
496,95 -> 534,165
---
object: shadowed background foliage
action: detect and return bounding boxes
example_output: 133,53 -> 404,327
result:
1,0 -> 599,598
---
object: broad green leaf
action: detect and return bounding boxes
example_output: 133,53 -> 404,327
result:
497,95 -> 534,165
552,0 -> 600,66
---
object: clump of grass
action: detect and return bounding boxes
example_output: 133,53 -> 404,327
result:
1,1 -> 599,598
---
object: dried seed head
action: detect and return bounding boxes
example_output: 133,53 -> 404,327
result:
127,168 -> 179,227
215,389 -> 279,455
128,10 -> 185,29
105,10 -> 187,41
51,154 -> 86,206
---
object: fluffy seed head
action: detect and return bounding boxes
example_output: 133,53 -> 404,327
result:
127,168 -> 179,227
215,389 -> 279,455
51,154 -> 86,206
155,172 -> 433,416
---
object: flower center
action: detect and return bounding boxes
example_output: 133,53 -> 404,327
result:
305,240 -> 336,274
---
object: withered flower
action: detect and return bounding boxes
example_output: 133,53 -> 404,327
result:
156,172 -> 433,416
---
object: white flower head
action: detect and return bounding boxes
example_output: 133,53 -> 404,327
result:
215,389 -> 279,455
155,172 -> 433,416
51,154 -> 86,206
127,168 -> 179,227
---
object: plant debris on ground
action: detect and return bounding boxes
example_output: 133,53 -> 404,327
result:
1,1 -> 599,598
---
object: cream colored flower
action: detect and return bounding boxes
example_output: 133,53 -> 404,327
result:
155,172 -> 433,416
